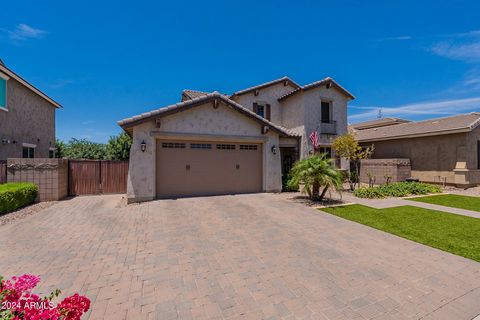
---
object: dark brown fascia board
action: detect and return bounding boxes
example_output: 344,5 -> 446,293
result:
278,78 -> 355,101
0,64 -> 62,108
118,93 -> 292,137
230,77 -> 301,97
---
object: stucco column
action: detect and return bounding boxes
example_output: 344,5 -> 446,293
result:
127,122 -> 156,202
264,132 -> 282,192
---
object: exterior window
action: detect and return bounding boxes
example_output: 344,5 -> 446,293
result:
191,143 -> 211,149
22,147 -> 35,158
216,144 -> 236,150
162,142 -> 185,148
253,102 -> 270,120
49,149 -> 55,158
239,144 -> 258,150
321,101 -> 331,123
256,105 -> 265,118
0,77 -> 6,110
318,146 -> 332,158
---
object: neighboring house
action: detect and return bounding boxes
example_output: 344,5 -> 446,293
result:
351,113 -> 480,187
118,76 -> 354,202
0,61 -> 62,160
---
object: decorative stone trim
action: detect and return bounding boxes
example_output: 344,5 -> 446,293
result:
7,163 -> 59,172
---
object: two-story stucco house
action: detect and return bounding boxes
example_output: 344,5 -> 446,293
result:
118,76 -> 354,202
0,61 -> 61,160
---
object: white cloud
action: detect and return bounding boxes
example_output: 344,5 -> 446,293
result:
431,41 -> 480,62
49,79 -> 74,89
2,24 -> 47,41
430,29 -> 480,62
375,35 -> 412,42
350,96 -> 480,122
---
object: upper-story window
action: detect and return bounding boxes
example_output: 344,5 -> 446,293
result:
321,101 -> 331,123
0,74 -> 7,110
257,105 -> 265,118
253,102 -> 271,121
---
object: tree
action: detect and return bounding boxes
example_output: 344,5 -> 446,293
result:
287,153 -> 343,201
106,132 -> 132,160
55,139 -> 67,158
62,138 -> 106,160
332,133 -> 374,190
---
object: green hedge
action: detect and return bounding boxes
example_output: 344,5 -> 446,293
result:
0,183 -> 38,214
353,182 -> 442,199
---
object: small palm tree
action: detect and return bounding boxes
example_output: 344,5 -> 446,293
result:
287,153 -> 343,201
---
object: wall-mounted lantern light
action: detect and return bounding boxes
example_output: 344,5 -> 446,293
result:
271,145 -> 277,155
140,140 -> 147,152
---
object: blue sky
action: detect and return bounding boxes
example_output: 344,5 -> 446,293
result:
2,0 -> 480,143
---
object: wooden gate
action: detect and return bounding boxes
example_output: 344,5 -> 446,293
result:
68,160 -> 128,196
0,161 -> 6,184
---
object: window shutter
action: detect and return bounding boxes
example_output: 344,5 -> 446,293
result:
253,102 -> 258,114
266,104 -> 271,121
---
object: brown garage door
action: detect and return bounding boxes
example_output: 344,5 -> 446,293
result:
156,140 -> 262,198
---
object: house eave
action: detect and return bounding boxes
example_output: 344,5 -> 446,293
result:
357,127 -> 472,143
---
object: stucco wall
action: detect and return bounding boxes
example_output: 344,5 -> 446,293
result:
466,125 -> 480,169
0,78 -> 56,160
126,101 -> 282,202
232,82 -> 297,125
362,133 -> 473,185
281,86 -> 349,162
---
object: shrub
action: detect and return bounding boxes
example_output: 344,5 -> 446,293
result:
282,175 -> 299,192
0,183 -> 38,214
0,274 -> 90,320
287,154 -> 343,200
353,182 -> 442,199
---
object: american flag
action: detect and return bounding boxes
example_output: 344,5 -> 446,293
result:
309,130 -> 319,149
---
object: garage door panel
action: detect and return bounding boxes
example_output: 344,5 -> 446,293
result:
156,140 -> 262,198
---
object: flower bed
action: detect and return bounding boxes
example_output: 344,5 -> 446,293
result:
0,274 -> 90,319
0,183 -> 38,214
353,182 -> 442,199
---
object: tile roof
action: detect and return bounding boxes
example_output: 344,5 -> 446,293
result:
230,77 -> 301,97
285,125 -> 304,137
278,77 -> 355,101
354,113 -> 480,142
0,63 -> 62,108
182,89 -> 210,101
349,117 -> 411,130
118,92 -> 293,136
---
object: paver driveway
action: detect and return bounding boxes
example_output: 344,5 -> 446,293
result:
0,194 -> 479,320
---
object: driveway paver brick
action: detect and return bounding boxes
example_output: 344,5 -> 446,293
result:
0,193 -> 479,319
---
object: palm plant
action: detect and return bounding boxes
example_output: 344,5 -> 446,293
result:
287,153 -> 343,201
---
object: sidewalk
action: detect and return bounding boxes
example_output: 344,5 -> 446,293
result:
339,192 -> 480,219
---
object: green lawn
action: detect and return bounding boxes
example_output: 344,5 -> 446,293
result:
321,204 -> 480,262
409,194 -> 480,212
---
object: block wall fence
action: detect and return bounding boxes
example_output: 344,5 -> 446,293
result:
360,158 -> 411,185
7,158 -> 68,201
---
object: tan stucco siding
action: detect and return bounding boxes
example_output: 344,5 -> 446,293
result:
281,94 -> 305,130
363,133 -> 470,184
126,101 -> 282,202
233,82 -> 295,124
0,78 -> 56,160
281,87 -> 349,161
466,126 -> 480,169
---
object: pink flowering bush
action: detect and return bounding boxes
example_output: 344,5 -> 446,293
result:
0,274 -> 90,320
